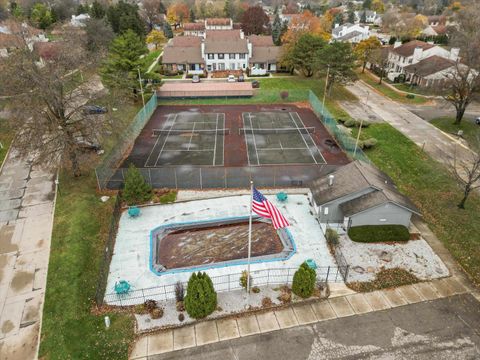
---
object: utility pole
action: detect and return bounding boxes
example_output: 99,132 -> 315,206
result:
137,68 -> 146,108
354,90 -> 369,156
322,65 -> 330,112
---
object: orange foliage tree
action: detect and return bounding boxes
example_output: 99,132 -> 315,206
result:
281,10 -> 331,45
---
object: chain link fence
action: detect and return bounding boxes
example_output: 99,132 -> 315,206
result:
103,265 -> 349,306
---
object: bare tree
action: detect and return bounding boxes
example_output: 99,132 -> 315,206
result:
449,140 -> 480,209
370,47 -> 389,84
443,7 -> 480,125
0,31 -> 110,177
140,0 -> 165,31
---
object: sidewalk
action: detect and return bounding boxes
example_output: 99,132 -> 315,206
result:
0,149 -> 56,360
129,277 -> 468,359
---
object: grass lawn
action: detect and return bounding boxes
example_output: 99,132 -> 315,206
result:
391,82 -> 436,96
143,49 -> 162,69
360,123 -> 480,286
0,118 -> 13,167
430,116 -> 480,153
39,173 -> 134,360
357,71 -> 429,105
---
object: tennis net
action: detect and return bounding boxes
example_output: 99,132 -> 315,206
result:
153,128 -> 230,136
239,127 -> 315,135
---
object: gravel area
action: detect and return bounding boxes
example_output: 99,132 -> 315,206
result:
338,235 -> 449,282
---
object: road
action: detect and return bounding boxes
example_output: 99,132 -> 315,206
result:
150,294 -> 480,360
405,99 -> 480,123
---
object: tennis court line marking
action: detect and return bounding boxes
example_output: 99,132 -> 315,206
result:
242,113 -> 251,167
288,112 -> 318,165
154,113 -> 178,167
160,149 -> 215,152
212,113 -> 218,166
187,121 -> 197,151
221,113 -> 225,166
248,112 -> 261,166
290,112 -> 327,165
145,113 -> 172,167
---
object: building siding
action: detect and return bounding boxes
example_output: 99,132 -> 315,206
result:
349,202 -> 412,227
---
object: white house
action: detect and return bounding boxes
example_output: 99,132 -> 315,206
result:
183,22 -> 205,37
403,55 -> 460,88
332,23 -> 370,43
70,13 -> 90,27
205,18 -> 233,30
354,10 -> 382,25
386,40 -> 460,81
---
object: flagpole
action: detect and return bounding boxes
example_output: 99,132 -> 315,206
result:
246,180 -> 253,308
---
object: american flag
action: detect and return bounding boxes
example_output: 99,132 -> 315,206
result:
252,187 -> 290,230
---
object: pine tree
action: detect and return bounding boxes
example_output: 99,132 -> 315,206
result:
101,30 -> 148,93
189,8 -> 195,22
90,0 -> 106,19
122,164 -> 153,205
292,262 -> 316,298
163,22 -> 173,38
272,13 -> 282,45
184,272 -> 217,319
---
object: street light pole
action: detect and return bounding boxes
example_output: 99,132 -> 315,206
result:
322,65 -> 330,112
354,90 -> 369,156
137,68 -> 146,108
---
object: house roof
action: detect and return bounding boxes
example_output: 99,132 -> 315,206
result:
248,35 -> 274,46
403,55 -> 456,77
206,18 -> 231,26
391,40 -> 435,57
332,23 -> 354,36
336,30 -> 363,41
183,22 -> 205,31
162,46 -> 203,64
431,25 -> 447,35
205,30 -> 247,53
309,161 -> 420,215
205,30 -> 241,40
428,15 -> 446,25
250,46 -> 280,63
170,36 -> 202,47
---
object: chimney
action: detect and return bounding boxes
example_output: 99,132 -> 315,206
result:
247,42 -> 252,57
413,46 -> 423,63
240,30 -> 244,39
328,175 -> 334,186
201,40 -> 205,58
394,41 -> 402,48
450,47 -> 460,61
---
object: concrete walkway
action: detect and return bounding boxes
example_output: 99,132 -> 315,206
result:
0,150 -> 56,360
344,80 -> 476,165
130,277 -> 468,359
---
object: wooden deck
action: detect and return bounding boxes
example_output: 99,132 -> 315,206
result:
157,82 -> 254,98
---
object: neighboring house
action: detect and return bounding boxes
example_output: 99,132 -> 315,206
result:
70,13 -> 90,27
308,161 -> 421,229
183,22 -> 205,37
427,15 -> 446,27
332,23 -> 370,43
386,40 -> 459,81
162,30 -> 281,75
403,55 -> 461,88
355,10 -> 382,25
421,24 -> 447,37
0,20 -> 47,57
205,18 -> 233,30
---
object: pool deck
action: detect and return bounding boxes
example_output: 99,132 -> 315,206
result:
106,194 -> 336,304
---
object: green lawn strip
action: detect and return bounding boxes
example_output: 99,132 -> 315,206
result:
348,225 -> 410,243
357,72 -> 429,105
0,119 -> 13,167
430,117 -> 480,153
391,82 -> 436,96
158,76 -> 357,106
39,173 -> 134,360
143,49 -> 162,68
361,123 -> 480,285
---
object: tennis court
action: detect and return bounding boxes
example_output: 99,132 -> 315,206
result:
145,112 -> 226,166
242,112 -> 326,165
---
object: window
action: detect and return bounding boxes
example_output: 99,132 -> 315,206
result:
239,53 -> 246,59
218,53 -> 225,59
218,63 -> 225,70
229,53 -> 235,59
207,54 -> 214,60
207,65 -> 212,71
323,207 -> 329,215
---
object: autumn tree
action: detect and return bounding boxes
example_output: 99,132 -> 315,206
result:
443,6 -> 480,124
372,0 -> 384,13
146,29 -> 166,49
282,10 -> 330,45
370,47 -> 389,84
318,41 -> 357,93
354,36 -> 381,73
141,0 -> 165,31
0,32 -> 108,177
167,2 -> 189,28
241,5 -> 269,35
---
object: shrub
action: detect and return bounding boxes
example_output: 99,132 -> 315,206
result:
159,191 -> 177,204
184,272 -> 217,319
344,119 -> 357,128
175,281 -> 184,302
278,291 -> 291,304
280,90 -> 289,100
362,138 -> 378,149
239,270 -> 252,291
178,313 -> 185,322
261,297 -> 273,307
151,307 -> 164,319
325,228 -> 339,246
251,286 -> 260,293
134,304 -> 147,314
348,268 -> 419,292
122,164 -> 152,205
406,94 -> 415,99
292,262 -> 316,298
176,301 -> 185,312
348,225 -> 410,243
144,299 -> 157,312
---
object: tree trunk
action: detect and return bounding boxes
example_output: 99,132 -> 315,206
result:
378,71 -> 383,85
69,149 -> 81,177
362,61 -> 366,73
454,106 -> 466,125
457,186 -> 471,209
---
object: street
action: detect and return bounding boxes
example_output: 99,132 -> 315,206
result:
150,294 -> 480,360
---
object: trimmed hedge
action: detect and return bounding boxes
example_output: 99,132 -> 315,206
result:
348,225 -> 410,243
184,272 -> 217,319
